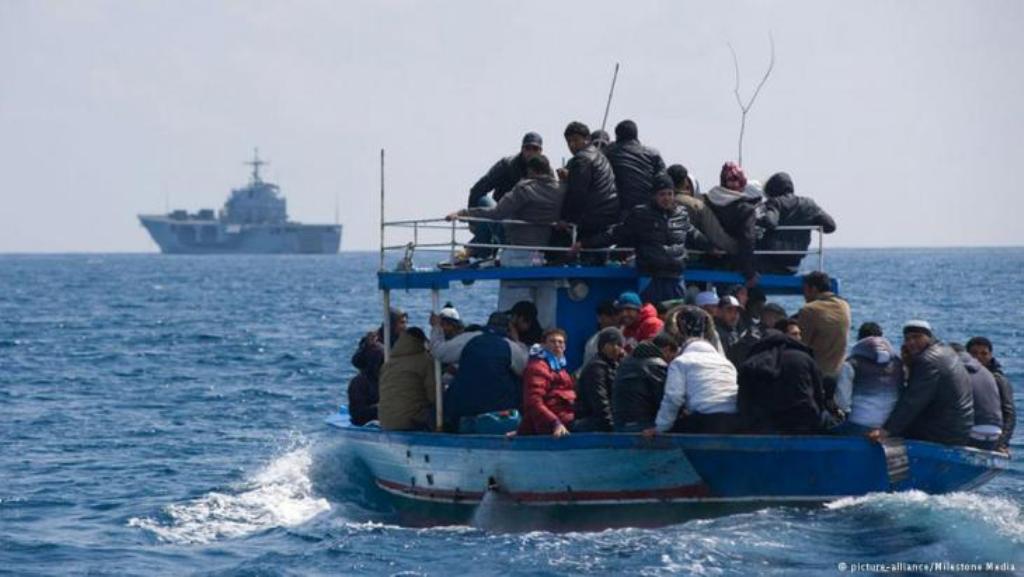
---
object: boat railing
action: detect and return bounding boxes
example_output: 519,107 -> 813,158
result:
380,217 -> 826,271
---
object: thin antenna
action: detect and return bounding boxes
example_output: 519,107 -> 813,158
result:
600,62 -> 620,132
379,148 -> 385,271
245,147 -> 268,182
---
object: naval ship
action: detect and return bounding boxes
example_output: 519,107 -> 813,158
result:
138,150 -> 342,254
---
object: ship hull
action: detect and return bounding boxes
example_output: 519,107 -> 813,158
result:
139,215 -> 341,254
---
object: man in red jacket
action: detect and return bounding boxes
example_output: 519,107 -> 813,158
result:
518,329 -> 576,437
616,291 -> 665,351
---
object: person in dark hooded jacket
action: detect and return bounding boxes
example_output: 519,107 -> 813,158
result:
574,327 -> 624,432
577,174 -> 709,302
556,122 -> 619,260
603,120 -> 668,215
705,162 -> 777,283
738,330 -> 833,433
757,172 -> 836,275
612,340 -> 670,431
347,340 -> 385,426
967,336 -> 1015,451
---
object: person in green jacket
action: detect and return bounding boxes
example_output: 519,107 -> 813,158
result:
378,328 -> 437,431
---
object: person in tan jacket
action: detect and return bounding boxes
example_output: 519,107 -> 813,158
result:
378,328 -> 437,431
797,271 -> 851,405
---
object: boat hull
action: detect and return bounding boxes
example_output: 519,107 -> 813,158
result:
139,215 -> 341,254
326,411 -> 1007,506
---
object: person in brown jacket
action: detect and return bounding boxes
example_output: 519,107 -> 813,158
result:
797,271 -> 851,406
378,327 -> 437,431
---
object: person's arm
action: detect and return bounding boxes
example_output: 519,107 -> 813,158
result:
797,306 -> 816,348
995,373 -> 1016,450
465,185 -> 526,221
468,160 -> 503,208
508,340 -> 528,376
804,198 -> 837,234
655,361 -> 687,432
883,358 -> 939,436
431,332 -> 472,365
835,361 -> 855,413
522,362 -> 561,429
561,155 -> 592,223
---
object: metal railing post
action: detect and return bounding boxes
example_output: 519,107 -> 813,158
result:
379,149 -> 385,272
450,219 -> 457,262
818,226 -> 824,271
381,289 -> 391,362
431,289 -> 443,431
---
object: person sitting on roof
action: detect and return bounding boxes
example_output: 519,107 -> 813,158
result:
966,336 -> 1016,452
574,175 -> 709,303
448,155 -> 564,267
378,328 -> 437,431
668,164 -> 737,259
615,291 -> 664,352
518,329 -> 576,437
442,312 -> 528,433
757,172 -> 837,275
951,343 -> 1004,451
603,120 -> 668,216
347,337 -> 385,426
464,131 -> 545,259
582,300 -> 620,366
553,121 -> 619,264
867,321 -> 974,446
738,328 -> 835,434
590,129 -> 611,151
574,327 -> 625,432
833,322 -> 904,436
705,162 -> 778,285
612,333 -> 678,432
650,306 -> 741,434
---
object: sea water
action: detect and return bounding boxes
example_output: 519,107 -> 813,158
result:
1,250 -> 1022,576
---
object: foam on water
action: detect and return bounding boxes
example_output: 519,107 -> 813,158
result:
129,443 -> 331,544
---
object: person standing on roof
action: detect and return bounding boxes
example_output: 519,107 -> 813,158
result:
757,172 -> 837,275
575,175 -> 709,303
555,121 -> 619,262
797,271 -> 851,407
603,120 -> 668,215
615,291 -> 664,352
518,329 -> 576,437
966,336 -> 1015,452
705,162 -> 777,284
465,132 -> 545,258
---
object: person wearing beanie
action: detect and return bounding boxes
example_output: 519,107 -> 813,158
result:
574,327 -> 626,432
757,171 -> 837,275
603,119 -> 668,215
649,306 -> 741,434
704,162 -> 777,284
866,320 -> 974,446
556,121 -> 619,263
614,291 -> 664,351
464,132 -> 546,259
578,175 -> 709,303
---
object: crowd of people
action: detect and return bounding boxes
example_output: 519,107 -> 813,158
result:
447,121 -> 837,297
346,271 -> 1015,453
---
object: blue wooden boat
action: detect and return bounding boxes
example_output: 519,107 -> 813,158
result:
327,211 -> 1010,509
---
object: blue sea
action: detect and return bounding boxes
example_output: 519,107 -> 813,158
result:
2,249 -> 1022,576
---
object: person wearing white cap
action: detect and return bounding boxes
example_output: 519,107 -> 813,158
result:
695,290 -> 719,316
866,320 -> 974,446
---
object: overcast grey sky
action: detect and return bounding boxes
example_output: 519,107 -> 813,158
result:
1,0 -> 1022,252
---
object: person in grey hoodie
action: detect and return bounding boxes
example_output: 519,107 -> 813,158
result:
951,343 -> 1005,451
966,336 -> 1015,452
834,322 -> 903,435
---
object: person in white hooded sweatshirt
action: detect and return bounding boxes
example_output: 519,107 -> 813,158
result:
647,306 -> 742,435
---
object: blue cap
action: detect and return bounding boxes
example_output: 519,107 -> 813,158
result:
615,291 -> 642,310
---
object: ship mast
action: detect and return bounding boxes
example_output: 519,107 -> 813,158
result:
245,147 -> 269,184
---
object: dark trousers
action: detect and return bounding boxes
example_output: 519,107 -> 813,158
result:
673,412 -> 743,434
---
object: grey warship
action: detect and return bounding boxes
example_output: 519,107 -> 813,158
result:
138,150 -> 342,254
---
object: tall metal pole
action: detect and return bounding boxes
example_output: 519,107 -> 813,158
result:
600,62 -> 620,132
431,289 -> 444,431
379,149 -> 386,272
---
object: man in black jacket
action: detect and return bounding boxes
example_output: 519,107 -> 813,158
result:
574,327 -> 625,432
465,132 -> 544,257
577,175 -> 708,302
705,162 -> 777,284
612,337 -> 673,431
603,120 -> 667,215
738,329 -> 832,433
868,321 -> 974,446
967,336 -> 1016,452
556,121 -> 619,261
757,172 -> 837,275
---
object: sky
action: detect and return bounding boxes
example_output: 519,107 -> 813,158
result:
1,0 -> 1022,252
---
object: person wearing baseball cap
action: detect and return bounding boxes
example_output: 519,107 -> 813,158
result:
866,319 -> 973,446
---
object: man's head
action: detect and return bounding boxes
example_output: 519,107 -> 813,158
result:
653,332 -> 680,362
564,121 -> 591,154
615,291 -> 643,327
717,296 -> 741,328
720,162 -> 747,192
676,306 -> 709,340
542,328 -> 567,358
405,326 -> 427,348
667,164 -> 692,195
614,119 -> 638,142
509,301 -> 538,333
695,290 -> 719,317
801,271 -> 832,302
390,307 -> 408,335
486,311 -> 512,337
597,327 -> 625,361
520,131 -> 543,160
775,318 -> 802,341
902,320 -> 934,356
746,287 -> 766,317
438,303 -> 463,338
966,336 -> 994,366
526,154 -> 552,178
590,129 -> 611,150
726,284 -> 748,307
653,174 -> 676,211
760,303 -> 787,330
764,172 -> 794,198
857,321 -> 883,340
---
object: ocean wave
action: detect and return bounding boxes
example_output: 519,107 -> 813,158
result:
129,442 -> 330,544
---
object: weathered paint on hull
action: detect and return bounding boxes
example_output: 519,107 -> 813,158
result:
326,411 -> 1008,506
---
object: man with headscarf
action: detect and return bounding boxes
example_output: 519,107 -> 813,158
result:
757,172 -> 836,275
705,162 -> 777,284
649,307 -> 741,434
603,119 -> 668,215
